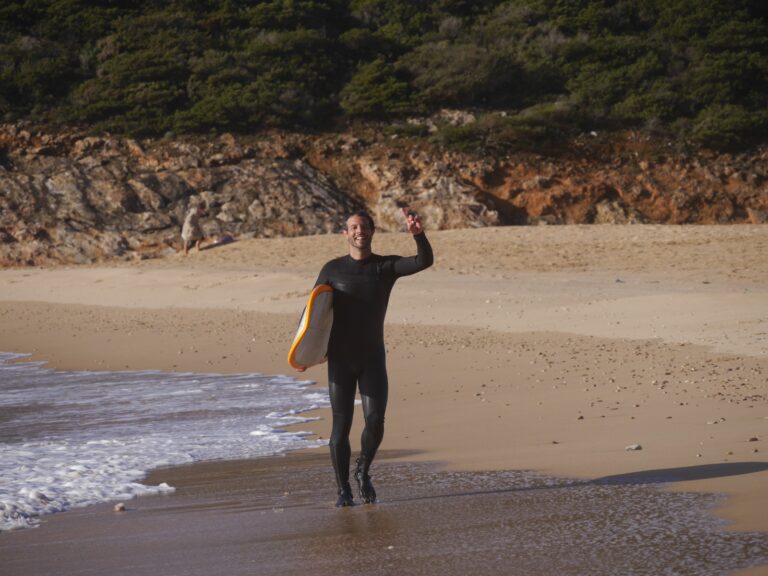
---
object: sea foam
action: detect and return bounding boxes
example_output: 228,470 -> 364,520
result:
0,352 -> 329,530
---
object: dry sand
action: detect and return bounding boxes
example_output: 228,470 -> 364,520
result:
0,224 -> 767,574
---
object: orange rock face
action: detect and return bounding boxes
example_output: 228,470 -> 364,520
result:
0,124 -> 765,266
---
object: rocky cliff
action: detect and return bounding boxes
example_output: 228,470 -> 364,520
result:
1,123 -> 766,266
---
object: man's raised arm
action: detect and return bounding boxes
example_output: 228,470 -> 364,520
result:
394,207 -> 433,276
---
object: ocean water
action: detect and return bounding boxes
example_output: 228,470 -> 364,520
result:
0,352 -> 329,531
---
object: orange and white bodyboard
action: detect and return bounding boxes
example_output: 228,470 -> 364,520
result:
287,284 -> 333,370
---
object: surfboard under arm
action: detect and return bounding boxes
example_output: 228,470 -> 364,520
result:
287,284 -> 333,370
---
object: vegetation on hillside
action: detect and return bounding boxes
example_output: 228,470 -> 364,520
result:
1,0 -> 766,150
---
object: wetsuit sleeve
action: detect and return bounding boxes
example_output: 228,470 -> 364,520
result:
314,261 -> 333,287
392,233 -> 433,278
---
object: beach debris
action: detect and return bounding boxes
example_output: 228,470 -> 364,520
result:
625,444 -> 643,451
748,437 -> 759,442
114,502 -> 126,512
577,415 -> 584,420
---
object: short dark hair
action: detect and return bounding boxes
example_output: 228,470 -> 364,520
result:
345,210 -> 375,230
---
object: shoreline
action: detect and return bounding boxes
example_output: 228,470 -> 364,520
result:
3,450 -> 767,576
1,303 -> 765,531
1,225 -> 766,573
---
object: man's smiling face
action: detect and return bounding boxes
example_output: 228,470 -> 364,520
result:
344,214 -> 374,252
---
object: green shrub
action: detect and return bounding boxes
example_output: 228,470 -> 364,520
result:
0,0 -> 764,149
247,0 -> 350,33
690,104 -> 765,150
340,59 -> 414,117
400,41 -> 522,108
0,36 -> 79,114
431,107 -> 569,153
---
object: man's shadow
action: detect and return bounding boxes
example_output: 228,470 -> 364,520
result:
591,461 -> 768,486
385,462 -> 768,504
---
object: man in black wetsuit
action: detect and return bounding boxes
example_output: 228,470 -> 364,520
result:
314,208 -> 433,507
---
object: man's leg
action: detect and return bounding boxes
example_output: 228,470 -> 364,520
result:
328,360 -> 357,506
356,349 -> 388,503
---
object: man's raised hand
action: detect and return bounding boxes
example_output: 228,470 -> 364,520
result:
402,207 -> 423,235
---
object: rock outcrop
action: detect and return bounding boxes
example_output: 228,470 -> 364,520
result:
0,123 -> 765,265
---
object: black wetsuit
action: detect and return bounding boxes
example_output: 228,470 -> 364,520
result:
314,233 -> 433,491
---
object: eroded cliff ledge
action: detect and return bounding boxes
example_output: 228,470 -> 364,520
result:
1,124 -> 765,266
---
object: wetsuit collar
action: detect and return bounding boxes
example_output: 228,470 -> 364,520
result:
348,252 -> 375,263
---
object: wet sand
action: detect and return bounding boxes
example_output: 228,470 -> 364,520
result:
1,451 -> 767,576
0,225 -> 767,574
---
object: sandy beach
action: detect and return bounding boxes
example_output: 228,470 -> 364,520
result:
1,224 -> 767,574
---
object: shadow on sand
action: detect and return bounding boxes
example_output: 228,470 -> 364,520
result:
592,461 -> 768,486
200,236 -> 236,252
386,461 -> 768,504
